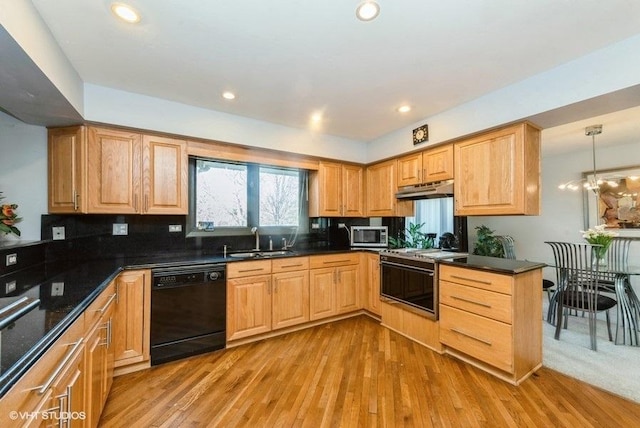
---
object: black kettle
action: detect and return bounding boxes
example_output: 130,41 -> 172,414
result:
439,232 -> 457,249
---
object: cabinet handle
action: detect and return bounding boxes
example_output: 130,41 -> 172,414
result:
450,328 -> 492,346
280,264 -> 303,268
450,275 -> 492,285
73,190 -> 79,211
95,293 -> 117,314
55,383 -> 74,427
36,338 -> 84,395
451,295 -> 492,308
324,260 -> 351,264
238,268 -> 266,273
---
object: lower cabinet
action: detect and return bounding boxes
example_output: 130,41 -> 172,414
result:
439,264 -> 542,385
226,258 -> 311,342
0,281 -> 116,428
309,253 -> 360,321
113,270 -> 151,371
363,252 -> 381,316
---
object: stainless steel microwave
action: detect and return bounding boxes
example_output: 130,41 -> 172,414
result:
350,226 -> 388,248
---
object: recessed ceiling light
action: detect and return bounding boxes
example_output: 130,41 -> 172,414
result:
311,113 -> 322,122
222,91 -> 236,100
397,105 -> 411,113
356,1 -> 380,21
111,3 -> 141,23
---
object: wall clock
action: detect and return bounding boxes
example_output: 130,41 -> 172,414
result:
413,124 -> 428,145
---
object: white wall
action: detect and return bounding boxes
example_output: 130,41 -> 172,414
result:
0,111 -> 47,242
84,84 -> 369,163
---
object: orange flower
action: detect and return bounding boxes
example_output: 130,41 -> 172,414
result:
2,204 -> 15,217
2,219 -> 15,226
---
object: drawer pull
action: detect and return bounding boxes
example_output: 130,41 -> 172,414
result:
281,264 -> 303,268
36,338 -> 84,395
450,328 -> 492,346
95,293 -> 117,314
323,259 -> 351,264
238,268 -> 266,273
451,295 -> 492,308
450,275 -> 492,285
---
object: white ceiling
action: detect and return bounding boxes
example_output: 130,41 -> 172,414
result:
28,0 -> 640,144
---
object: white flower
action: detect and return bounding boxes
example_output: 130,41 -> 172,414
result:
580,224 -> 619,240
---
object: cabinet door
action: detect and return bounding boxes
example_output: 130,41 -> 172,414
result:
336,265 -> 360,314
272,270 -> 310,330
48,126 -> 86,213
114,270 -> 150,367
87,127 -> 142,213
227,275 -> 272,341
50,343 -> 86,428
309,162 -> 342,216
366,159 -> 414,216
454,123 -> 540,215
366,253 -> 381,316
342,164 -> 365,217
142,135 -> 188,214
397,152 -> 422,187
309,268 -> 337,321
423,144 -> 454,183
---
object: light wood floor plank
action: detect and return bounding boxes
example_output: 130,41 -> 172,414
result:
100,315 -> 640,427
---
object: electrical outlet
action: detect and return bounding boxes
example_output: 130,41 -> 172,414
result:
169,225 -> 182,232
112,223 -> 128,235
6,253 -> 17,266
5,280 -> 16,294
51,282 -> 65,297
311,223 -> 320,229
52,226 -> 65,240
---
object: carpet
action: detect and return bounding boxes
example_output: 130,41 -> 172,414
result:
541,300 -> 640,403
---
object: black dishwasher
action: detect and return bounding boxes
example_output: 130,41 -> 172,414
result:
151,263 -> 226,365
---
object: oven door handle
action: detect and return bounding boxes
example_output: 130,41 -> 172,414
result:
380,261 -> 435,275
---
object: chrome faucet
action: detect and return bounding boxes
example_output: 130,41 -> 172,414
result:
251,227 -> 260,250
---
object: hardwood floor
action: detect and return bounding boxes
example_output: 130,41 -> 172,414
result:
100,316 -> 640,427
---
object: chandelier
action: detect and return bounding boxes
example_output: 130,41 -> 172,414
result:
557,124 -> 617,193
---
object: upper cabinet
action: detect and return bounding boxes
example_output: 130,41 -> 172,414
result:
397,144 -> 454,187
366,159 -> 414,217
48,126 -> 188,215
48,126 -> 87,213
453,122 -> 540,216
309,161 -> 365,217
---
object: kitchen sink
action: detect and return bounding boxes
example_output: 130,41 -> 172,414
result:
229,250 -> 293,258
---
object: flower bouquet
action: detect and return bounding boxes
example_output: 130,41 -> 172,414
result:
581,224 -> 617,261
0,191 -> 21,237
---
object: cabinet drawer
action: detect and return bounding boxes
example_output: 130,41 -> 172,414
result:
0,316 -> 84,424
309,253 -> 359,269
85,280 -> 117,328
440,265 -> 512,295
227,260 -> 272,278
272,257 -> 309,273
440,305 -> 513,373
440,281 -> 512,324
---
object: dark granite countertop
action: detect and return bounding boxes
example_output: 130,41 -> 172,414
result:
438,254 -> 546,274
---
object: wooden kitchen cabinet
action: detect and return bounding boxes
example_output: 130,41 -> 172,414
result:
453,122 -> 540,215
0,316 -> 85,427
366,159 -> 414,217
309,161 -> 365,217
48,126 -> 87,213
48,125 -> 188,214
85,281 -> 117,428
439,264 -> 542,385
309,253 -> 360,321
362,252 -> 381,316
113,270 -> 151,372
397,144 -> 454,187
227,258 -> 311,341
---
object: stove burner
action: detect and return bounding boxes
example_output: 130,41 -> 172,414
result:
381,248 -> 468,261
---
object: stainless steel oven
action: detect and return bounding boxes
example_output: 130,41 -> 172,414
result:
380,254 -> 437,319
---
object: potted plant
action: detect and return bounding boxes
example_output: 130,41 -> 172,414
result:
0,191 -> 21,237
389,222 -> 435,249
472,225 -> 503,257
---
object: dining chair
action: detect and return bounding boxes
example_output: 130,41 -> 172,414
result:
596,237 -> 636,292
496,235 -> 555,300
545,241 -> 617,351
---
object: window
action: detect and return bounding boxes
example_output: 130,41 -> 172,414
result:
405,197 -> 454,238
189,158 -> 307,235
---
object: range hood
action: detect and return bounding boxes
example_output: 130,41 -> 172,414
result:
395,179 -> 454,200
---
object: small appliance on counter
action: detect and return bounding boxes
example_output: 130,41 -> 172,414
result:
350,226 -> 388,248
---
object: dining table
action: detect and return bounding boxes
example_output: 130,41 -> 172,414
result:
548,263 -> 640,346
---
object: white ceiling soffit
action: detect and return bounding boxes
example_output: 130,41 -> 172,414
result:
17,1 -> 640,141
